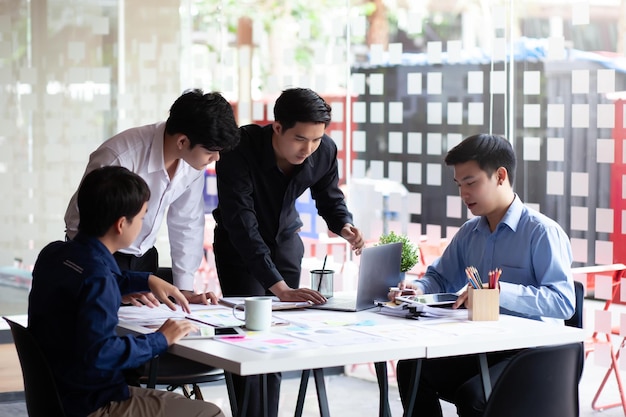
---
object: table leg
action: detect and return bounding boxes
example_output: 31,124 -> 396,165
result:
478,353 -> 492,402
404,359 -> 422,417
146,355 -> 159,389
374,361 -> 392,417
262,374 -> 269,417
227,373 -> 271,417
234,374 -> 252,417
224,372 -> 238,417
294,370 -> 311,417
313,369 -> 331,417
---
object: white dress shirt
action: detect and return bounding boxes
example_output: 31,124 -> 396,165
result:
64,122 -> 205,291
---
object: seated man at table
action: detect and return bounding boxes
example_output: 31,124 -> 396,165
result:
28,166 -> 224,417
392,133 -> 575,417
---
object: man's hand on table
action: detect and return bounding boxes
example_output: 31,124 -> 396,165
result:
180,290 -> 220,305
121,292 -> 161,308
270,281 -> 326,304
122,279 -> 219,313
121,275 -> 192,314
387,280 -> 420,302
147,275 -> 191,313
158,318 -> 198,345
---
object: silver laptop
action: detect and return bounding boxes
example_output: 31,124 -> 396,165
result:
307,242 -> 402,312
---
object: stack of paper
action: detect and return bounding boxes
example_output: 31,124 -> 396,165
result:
375,301 -> 468,320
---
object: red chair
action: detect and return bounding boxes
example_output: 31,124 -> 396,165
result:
572,264 -> 626,413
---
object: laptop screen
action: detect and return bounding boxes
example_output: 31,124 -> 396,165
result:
354,242 -> 402,309
308,242 -> 402,312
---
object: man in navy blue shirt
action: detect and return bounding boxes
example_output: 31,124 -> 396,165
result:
28,166 -> 224,417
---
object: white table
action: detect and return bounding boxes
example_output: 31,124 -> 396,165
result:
118,307 -> 585,417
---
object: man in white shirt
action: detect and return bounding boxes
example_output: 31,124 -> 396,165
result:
65,89 -> 240,304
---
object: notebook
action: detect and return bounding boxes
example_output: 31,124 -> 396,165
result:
307,242 -> 402,312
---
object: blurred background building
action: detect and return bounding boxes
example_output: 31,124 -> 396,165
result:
1,0 -> 626,314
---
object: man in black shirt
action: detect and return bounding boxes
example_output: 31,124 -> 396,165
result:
212,87 -> 365,417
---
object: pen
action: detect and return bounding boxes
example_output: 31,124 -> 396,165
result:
465,266 -> 481,289
493,268 -> 502,289
185,315 -> 217,327
465,268 -> 478,289
317,255 -> 328,292
486,268 -> 503,289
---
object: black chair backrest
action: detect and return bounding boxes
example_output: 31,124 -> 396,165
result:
3,317 -> 66,417
565,280 -> 584,329
482,342 -> 583,417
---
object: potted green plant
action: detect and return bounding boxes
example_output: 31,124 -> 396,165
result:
377,231 -> 419,276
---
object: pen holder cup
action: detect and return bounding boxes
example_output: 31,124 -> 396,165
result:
310,269 -> 334,298
467,287 -> 500,321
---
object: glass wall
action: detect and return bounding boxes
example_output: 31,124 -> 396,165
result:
1,0 -> 625,315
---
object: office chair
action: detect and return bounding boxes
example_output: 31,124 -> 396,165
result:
482,342 -> 583,417
3,316 -> 67,417
139,353 -> 226,400
580,266 -> 626,414
564,280 -> 587,384
565,280 -> 584,329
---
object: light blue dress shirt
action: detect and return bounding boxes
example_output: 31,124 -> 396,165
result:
415,195 -> 575,324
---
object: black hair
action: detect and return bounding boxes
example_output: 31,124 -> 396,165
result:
165,89 -> 240,152
444,134 -> 516,185
77,166 -> 151,237
273,88 -> 332,131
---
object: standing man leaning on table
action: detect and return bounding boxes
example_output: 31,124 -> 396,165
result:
29,166 -> 225,417
64,89 -> 240,305
212,87 -> 365,417
392,133 -> 576,417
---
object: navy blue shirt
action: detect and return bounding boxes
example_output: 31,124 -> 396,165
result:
213,124 -> 353,289
28,233 -> 168,417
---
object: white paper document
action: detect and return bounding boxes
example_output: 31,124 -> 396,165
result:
375,301 -> 468,320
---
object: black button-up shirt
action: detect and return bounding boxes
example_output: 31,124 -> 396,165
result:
213,124 -> 353,289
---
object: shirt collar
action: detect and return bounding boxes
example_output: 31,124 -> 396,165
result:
476,194 -> 523,233
261,125 -> 278,171
147,122 -> 166,174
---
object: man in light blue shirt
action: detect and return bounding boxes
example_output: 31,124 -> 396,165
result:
395,133 -> 575,417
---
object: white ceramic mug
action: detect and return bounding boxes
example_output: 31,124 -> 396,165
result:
232,296 -> 273,331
